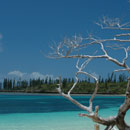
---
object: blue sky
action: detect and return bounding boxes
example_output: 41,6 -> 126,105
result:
0,0 -> 130,80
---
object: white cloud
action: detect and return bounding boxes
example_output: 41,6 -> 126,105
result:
8,70 -> 26,77
30,72 -> 56,80
30,72 -> 45,79
7,70 -> 56,80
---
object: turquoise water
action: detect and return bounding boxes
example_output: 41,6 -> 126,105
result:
0,94 -> 130,130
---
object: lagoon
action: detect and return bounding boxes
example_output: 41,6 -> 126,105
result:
0,94 -> 129,130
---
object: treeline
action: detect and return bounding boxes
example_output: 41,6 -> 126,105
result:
0,73 -> 128,94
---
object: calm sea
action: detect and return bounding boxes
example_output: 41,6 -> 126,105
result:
0,94 -> 129,130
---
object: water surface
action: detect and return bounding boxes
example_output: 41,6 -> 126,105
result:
0,94 -> 129,130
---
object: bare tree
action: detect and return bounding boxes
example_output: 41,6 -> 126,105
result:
49,16 -> 130,130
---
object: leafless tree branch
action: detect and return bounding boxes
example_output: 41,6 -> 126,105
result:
50,16 -> 130,129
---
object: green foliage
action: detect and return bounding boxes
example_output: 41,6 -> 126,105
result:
0,73 -> 128,94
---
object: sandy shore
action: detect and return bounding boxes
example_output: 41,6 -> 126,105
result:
0,92 -> 125,96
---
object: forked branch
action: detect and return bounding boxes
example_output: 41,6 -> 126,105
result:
56,58 -> 118,128
51,16 -> 130,129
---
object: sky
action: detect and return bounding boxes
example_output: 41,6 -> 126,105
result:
0,0 -> 130,81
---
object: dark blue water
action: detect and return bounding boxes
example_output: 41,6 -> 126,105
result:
0,94 -> 125,114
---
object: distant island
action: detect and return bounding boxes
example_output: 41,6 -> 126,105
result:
0,73 -> 128,94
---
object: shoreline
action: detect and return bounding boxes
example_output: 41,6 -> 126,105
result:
0,92 -> 125,96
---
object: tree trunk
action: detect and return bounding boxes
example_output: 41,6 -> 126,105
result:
94,124 -> 100,130
115,77 -> 130,130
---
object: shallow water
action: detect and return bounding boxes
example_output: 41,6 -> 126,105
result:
0,94 -> 129,130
